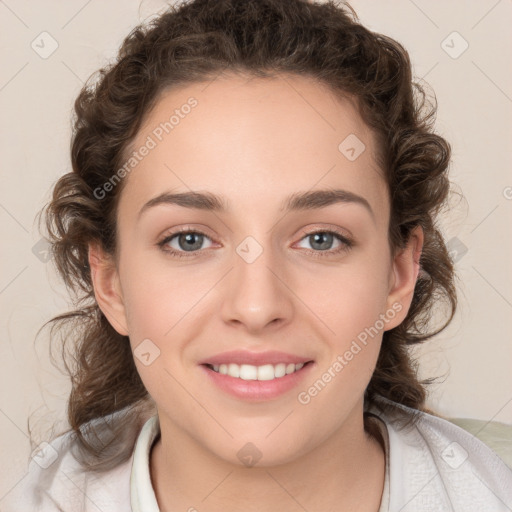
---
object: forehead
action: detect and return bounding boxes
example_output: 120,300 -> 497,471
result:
121,73 -> 388,222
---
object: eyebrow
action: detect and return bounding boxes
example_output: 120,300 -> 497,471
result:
138,188 -> 374,219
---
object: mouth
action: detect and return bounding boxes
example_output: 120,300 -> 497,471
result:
200,360 -> 315,401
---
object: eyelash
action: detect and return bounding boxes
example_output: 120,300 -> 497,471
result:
157,226 -> 353,260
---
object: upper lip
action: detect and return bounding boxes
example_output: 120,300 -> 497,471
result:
199,350 -> 314,366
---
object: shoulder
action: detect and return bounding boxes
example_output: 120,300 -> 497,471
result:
1,428 -> 133,512
367,396 -> 512,512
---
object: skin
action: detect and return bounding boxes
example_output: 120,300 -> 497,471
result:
89,73 -> 423,512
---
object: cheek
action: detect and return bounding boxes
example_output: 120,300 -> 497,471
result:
118,249 -> 216,346
296,250 -> 392,393
306,254 -> 392,337
293,262 -> 391,418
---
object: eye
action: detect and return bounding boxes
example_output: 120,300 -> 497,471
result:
295,229 -> 353,258
158,228 -> 214,258
157,227 -> 353,260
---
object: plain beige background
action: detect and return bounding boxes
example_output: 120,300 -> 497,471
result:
1,0 -> 511,497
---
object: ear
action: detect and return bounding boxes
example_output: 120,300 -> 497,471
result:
384,225 -> 424,330
88,243 -> 129,336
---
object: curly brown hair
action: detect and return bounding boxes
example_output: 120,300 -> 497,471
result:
38,0 -> 457,472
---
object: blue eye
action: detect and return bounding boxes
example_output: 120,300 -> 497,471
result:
158,229 -> 213,258
296,231 -> 352,254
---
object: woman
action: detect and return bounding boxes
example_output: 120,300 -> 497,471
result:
4,0 -> 511,510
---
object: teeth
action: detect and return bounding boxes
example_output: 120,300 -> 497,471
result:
210,362 -> 306,380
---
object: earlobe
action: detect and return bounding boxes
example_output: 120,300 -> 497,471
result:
88,243 -> 129,336
385,226 -> 424,330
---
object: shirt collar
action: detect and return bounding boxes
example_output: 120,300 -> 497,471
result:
130,414 -> 161,512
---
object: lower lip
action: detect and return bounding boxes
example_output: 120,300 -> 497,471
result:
199,362 -> 315,402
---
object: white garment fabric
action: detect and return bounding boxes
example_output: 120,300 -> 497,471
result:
2,396 -> 511,511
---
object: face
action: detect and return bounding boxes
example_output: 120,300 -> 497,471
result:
91,73 -> 420,467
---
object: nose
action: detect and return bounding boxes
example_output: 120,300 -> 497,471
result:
219,239 -> 294,334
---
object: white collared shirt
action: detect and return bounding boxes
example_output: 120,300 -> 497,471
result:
3,397 -> 511,511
